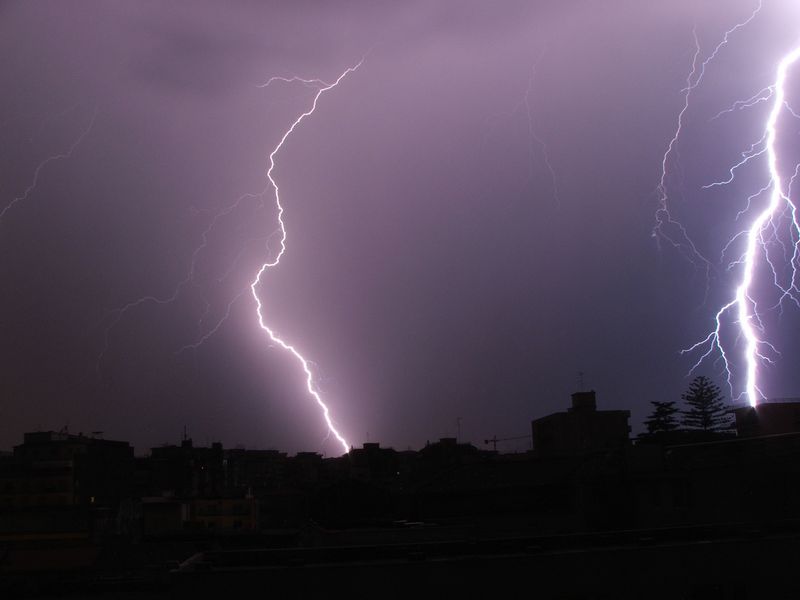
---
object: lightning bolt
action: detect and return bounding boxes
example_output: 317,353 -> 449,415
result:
97,187 -> 267,368
694,44 -> 800,406
523,53 -> 559,205
249,62 -> 363,455
101,62 -> 361,454
652,29 -> 712,275
652,2 -> 763,277
481,51 -> 559,205
1,108 -> 97,224
660,1 -> 800,407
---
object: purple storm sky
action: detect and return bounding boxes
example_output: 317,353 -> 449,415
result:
2,0 -> 800,454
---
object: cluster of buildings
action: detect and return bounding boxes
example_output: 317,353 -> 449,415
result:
2,391 -> 800,596
1,390 -> 799,543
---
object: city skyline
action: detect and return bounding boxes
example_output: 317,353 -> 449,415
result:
2,1 -> 800,455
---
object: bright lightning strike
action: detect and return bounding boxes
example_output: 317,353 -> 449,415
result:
251,62 -> 363,455
101,62 -> 362,454
663,1 -> 800,407
692,44 -> 800,407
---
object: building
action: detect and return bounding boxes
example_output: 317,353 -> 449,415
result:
0,430 -> 133,509
145,438 -> 225,498
347,442 -> 399,482
531,391 -> 631,456
224,448 -> 287,494
0,431 -> 135,543
734,398 -> 800,437
190,496 -> 258,532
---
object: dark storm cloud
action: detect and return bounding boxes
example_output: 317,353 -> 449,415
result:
1,0 -> 799,454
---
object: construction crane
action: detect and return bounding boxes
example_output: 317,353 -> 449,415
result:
484,434 -> 532,452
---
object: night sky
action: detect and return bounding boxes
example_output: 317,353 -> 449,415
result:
2,0 -> 800,455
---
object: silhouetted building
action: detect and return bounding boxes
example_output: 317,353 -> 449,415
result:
0,431 -> 135,544
7,409 -> 800,598
141,496 -> 184,536
289,452 -> 325,487
224,448 -> 287,493
531,391 -> 631,456
138,438 -> 266,535
146,438 -> 225,498
347,442 -> 399,483
0,430 -> 133,509
734,399 -> 800,437
418,437 -> 483,464
191,496 -> 258,532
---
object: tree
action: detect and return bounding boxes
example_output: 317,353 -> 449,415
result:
680,375 -> 733,432
643,401 -> 680,435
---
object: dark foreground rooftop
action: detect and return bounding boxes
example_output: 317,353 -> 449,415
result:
171,519 -> 800,599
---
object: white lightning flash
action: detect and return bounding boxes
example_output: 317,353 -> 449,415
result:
101,62 -> 362,453
686,44 -> 800,406
251,62 -> 363,454
663,1 -> 800,407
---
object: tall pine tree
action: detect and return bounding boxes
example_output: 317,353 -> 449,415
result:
643,401 -> 680,435
680,375 -> 733,432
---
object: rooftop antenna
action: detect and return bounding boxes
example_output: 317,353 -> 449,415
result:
577,371 -> 585,392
